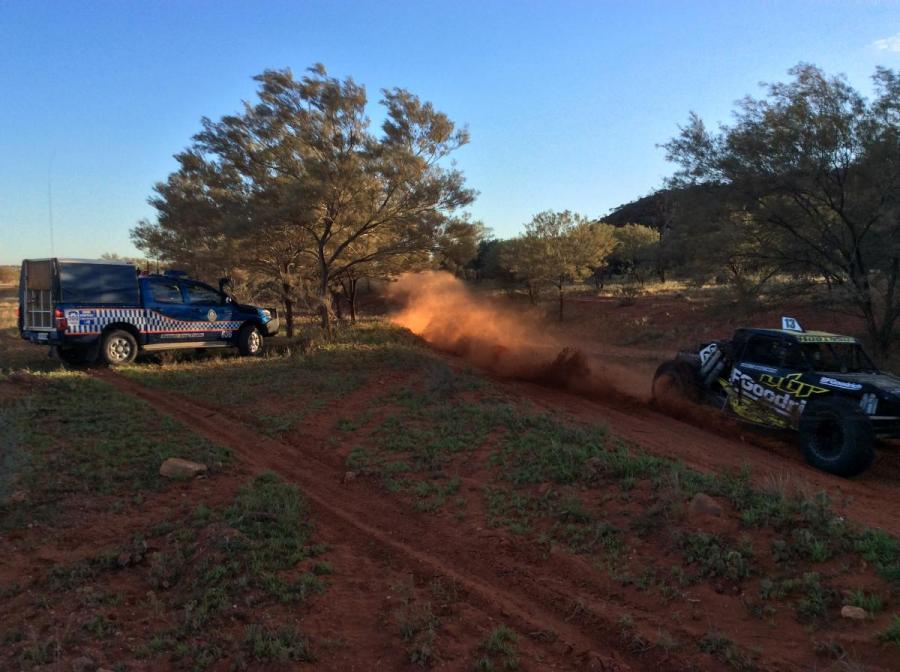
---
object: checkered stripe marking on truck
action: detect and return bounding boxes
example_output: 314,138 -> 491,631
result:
63,308 -> 244,335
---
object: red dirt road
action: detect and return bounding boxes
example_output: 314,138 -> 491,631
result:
93,365 -> 900,672
504,367 -> 900,537
96,371 -> 641,671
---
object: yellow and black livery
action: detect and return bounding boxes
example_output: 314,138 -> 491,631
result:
653,318 -> 900,477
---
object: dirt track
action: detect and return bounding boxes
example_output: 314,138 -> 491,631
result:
95,370 -> 653,671
93,359 -> 900,671
504,355 -> 900,537
422,330 -> 900,536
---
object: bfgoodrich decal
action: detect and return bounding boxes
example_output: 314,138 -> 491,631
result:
730,368 -> 808,416
820,377 -> 863,391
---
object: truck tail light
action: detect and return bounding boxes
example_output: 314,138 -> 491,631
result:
54,308 -> 68,332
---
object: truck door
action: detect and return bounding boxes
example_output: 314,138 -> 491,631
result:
181,280 -> 235,344
143,277 -> 204,346
729,335 -> 809,428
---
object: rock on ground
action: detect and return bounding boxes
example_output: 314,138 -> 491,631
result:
840,605 -> 867,620
688,493 -> 723,518
159,457 -> 208,479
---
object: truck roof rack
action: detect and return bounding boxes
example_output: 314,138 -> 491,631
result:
23,257 -> 134,266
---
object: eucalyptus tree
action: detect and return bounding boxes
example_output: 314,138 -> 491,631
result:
135,64 -> 475,334
505,211 -> 617,320
665,64 -> 900,356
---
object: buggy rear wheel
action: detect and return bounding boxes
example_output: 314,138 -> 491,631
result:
652,360 -> 700,404
799,397 -> 874,477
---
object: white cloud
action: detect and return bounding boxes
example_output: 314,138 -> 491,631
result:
872,33 -> 900,52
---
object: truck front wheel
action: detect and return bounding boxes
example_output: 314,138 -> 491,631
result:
799,397 -> 875,477
101,329 -> 138,366
238,324 -> 264,357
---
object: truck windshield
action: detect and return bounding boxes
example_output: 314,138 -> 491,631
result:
800,342 -> 878,373
59,263 -> 139,305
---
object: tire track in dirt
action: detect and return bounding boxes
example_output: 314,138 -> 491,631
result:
95,369 -> 704,672
283,370 -> 414,468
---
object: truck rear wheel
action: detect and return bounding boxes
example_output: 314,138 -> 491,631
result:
799,397 -> 875,477
101,329 -> 138,366
652,360 -> 700,404
238,323 -> 264,357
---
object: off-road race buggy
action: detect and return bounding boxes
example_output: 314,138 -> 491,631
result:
652,318 -> 900,477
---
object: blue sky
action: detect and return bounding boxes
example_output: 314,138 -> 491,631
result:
1,0 -> 899,264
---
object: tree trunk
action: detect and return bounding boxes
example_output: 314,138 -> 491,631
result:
332,290 -> 343,320
349,277 -> 358,323
527,282 -> 537,305
318,251 -> 331,335
871,257 -> 900,360
281,281 -> 295,338
340,277 -> 359,324
558,284 -> 564,322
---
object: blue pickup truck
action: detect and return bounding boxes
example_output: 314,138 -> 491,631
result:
18,258 -> 279,365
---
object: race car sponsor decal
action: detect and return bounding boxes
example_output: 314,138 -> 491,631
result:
699,342 -> 726,381
757,372 -> 829,399
740,362 -> 778,374
699,343 -> 718,366
727,369 -> 829,426
860,393 -> 878,415
723,374 -> 792,429
795,334 -> 857,344
819,376 -> 863,391
207,309 -> 217,322
730,369 -> 809,416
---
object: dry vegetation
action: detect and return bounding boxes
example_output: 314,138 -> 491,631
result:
2,280 -> 900,670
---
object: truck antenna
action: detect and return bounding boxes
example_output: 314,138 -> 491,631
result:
47,150 -> 56,256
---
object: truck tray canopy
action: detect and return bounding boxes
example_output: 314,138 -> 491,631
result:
58,260 -> 139,304
21,259 -> 140,330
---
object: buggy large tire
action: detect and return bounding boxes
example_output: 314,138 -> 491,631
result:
101,329 -> 138,366
651,360 -> 700,403
237,323 -> 264,357
799,397 -> 875,477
